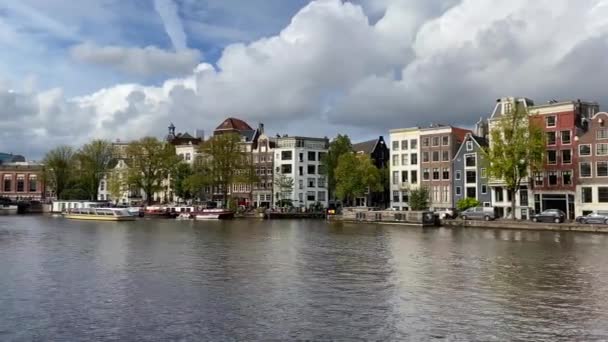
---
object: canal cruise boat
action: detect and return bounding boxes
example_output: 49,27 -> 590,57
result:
63,208 -> 136,221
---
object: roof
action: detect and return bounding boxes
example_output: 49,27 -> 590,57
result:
0,153 -> 25,164
352,139 -> 378,155
215,117 -> 253,132
453,132 -> 488,159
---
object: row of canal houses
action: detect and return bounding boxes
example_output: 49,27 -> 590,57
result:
390,96 -> 606,220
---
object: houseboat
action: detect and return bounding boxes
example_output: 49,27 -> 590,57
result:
193,209 -> 235,220
0,203 -> 18,215
144,206 -> 179,219
63,208 -> 136,221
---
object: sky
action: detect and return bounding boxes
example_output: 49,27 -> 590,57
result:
1,0 -> 608,159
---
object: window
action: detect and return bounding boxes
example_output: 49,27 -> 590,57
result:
411,153 -> 418,165
402,192 -> 409,203
466,170 -> 476,184
456,186 -> 461,196
443,187 -> 449,202
466,187 -> 476,198
393,191 -> 399,203
318,152 -> 327,161
546,132 -> 556,146
442,136 -> 449,146
422,137 -> 429,147
3,177 -> 11,192
597,143 -> 608,156
582,187 -> 593,203
562,150 -> 572,164
547,150 -> 557,165
307,165 -> 316,174
299,193 -> 304,202
481,184 -> 487,194
308,178 -> 316,187
481,168 -> 487,178
308,151 -> 316,161
442,168 -> 450,180
392,141 -> 399,150
456,170 -> 461,180
562,171 -> 572,185
466,141 -> 473,151
597,161 -> 608,177
307,191 -> 316,201
392,154 -> 399,166
392,171 -> 399,185
495,187 -> 504,202
580,162 -> 592,178
299,153 -> 304,162
423,168 -> 430,180
281,151 -> 292,160
598,129 -> 608,140
561,131 -> 571,144
534,172 -> 544,186
185,153 -> 191,161
599,187 -> 608,203
465,154 -> 476,167
281,164 -> 292,174
401,140 -> 408,150
548,171 -> 558,186
401,171 -> 408,183
401,154 -> 409,165
505,102 -> 513,114
442,151 -> 449,161
16,176 -> 24,192
298,179 -> 304,189
432,137 -> 440,146
432,151 -> 439,162
411,170 -> 418,184
100,181 -> 105,191
432,168 -> 440,180
410,139 -> 418,149
422,152 -> 429,163
546,115 -> 556,127
29,176 -> 37,192
318,177 -> 326,188
579,144 -> 591,156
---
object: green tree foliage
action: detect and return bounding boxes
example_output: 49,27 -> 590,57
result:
334,153 -> 382,205
172,162 -> 194,202
42,145 -> 75,200
76,140 -> 115,200
408,186 -> 431,211
485,100 -> 545,219
107,170 -> 125,203
323,134 -> 352,200
274,173 -> 294,206
457,197 -> 480,211
195,133 -> 257,207
125,137 -> 178,205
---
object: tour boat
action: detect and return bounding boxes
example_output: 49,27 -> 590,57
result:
63,208 -> 136,221
144,206 -> 179,219
193,209 -> 235,220
0,204 -> 18,215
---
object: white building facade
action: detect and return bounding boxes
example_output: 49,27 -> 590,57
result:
388,128 -> 421,210
273,136 -> 329,208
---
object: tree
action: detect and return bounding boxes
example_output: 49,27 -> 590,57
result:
408,186 -> 431,211
196,133 -> 257,207
42,146 -> 75,200
322,134 -> 352,200
334,153 -> 382,206
107,170 -> 125,204
457,197 -> 480,211
172,162 -> 194,202
77,140 -> 115,200
274,173 -> 294,206
125,137 -> 178,205
485,100 -> 545,220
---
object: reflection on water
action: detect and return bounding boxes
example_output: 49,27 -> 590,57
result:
1,217 -> 607,341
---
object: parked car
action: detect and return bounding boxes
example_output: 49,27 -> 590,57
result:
531,209 -> 566,223
575,210 -> 608,224
438,208 -> 458,219
460,207 -> 496,221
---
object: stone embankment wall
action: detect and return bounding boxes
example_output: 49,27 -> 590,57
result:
442,219 -> 608,234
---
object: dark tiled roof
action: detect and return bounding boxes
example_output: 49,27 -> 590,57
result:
0,153 -> 25,164
352,139 -> 378,155
215,117 -> 253,132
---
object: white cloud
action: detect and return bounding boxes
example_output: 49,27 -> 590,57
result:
2,0 -> 608,158
70,42 -> 201,77
154,0 -> 188,50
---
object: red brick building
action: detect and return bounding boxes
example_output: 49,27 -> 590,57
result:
0,163 -> 46,201
528,100 -> 599,219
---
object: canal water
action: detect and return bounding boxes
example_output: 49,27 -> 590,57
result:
1,216 -> 608,341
